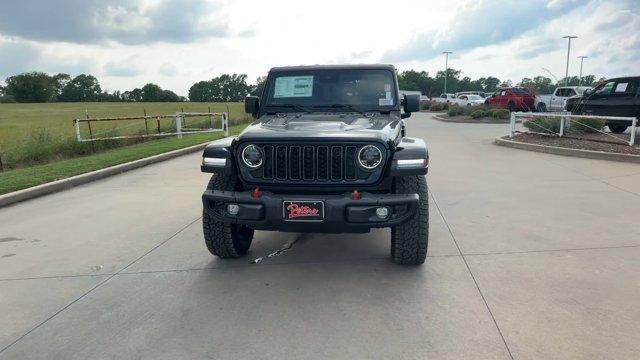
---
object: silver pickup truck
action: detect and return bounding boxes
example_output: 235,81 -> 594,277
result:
535,86 -> 591,112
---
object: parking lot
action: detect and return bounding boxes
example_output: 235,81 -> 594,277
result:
1,112 -> 639,359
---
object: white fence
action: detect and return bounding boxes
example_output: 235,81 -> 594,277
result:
509,112 -> 637,146
74,112 -> 228,142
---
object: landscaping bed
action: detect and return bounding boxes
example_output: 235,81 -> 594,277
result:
506,132 -> 640,155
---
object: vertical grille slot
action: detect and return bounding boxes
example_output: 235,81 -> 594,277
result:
303,146 -> 315,180
276,146 -> 287,180
331,146 -> 343,180
289,146 -> 301,180
263,145 -> 274,179
317,146 -> 329,180
345,146 -> 357,180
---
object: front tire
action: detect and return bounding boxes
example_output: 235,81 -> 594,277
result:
203,173 -> 254,258
608,123 -> 628,134
536,103 -> 547,112
390,176 -> 429,265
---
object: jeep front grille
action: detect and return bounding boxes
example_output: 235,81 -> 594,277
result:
238,142 -> 385,185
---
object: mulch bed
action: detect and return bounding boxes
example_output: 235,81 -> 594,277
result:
508,132 -> 640,155
434,114 -> 511,124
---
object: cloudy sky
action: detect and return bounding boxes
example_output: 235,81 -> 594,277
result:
0,0 -> 638,96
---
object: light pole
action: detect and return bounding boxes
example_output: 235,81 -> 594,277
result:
562,35 -> 577,85
577,55 -> 588,85
442,51 -> 452,95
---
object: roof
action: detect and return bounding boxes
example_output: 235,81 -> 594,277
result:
269,64 -> 396,72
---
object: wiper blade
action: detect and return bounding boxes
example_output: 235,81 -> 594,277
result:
267,103 -> 313,113
315,104 -> 366,115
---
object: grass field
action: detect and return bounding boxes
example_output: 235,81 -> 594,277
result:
0,124 -> 247,195
0,102 -> 246,148
0,102 -> 248,170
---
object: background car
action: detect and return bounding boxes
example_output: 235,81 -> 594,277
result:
535,86 -> 592,112
434,93 -> 456,103
567,76 -> 639,133
454,94 -> 485,107
455,91 -> 486,98
485,87 -> 535,111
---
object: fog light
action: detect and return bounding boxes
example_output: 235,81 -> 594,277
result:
227,203 -> 240,215
375,207 -> 389,219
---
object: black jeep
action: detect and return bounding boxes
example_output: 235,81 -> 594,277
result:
200,64 -> 429,265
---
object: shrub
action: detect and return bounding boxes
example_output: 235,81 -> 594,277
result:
447,105 -> 464,116
570,118 -> 605,133
470,109 -> 485,119
420,101 -> 431,111
523,117 -> 562,133
430,102 -> 449,111
0,95 -> 16,103
491,109 -> 510,119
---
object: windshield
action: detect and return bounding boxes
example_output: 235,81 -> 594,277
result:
511,88 -> 531,95
263,69 -> 397,112
467,95 -> 482,100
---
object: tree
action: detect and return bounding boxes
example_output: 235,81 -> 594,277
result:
141,83 -> 163,102
59,74 -> 102,102
252,76 -> 267,97
51,73 -> 71,99
4,72 -> 57,102
189,73 -> 253,102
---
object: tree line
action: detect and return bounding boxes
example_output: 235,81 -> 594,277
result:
0,69 -> 601,103
397,69 -> 602,97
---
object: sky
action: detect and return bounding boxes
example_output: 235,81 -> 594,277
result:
0,0 -> 638,96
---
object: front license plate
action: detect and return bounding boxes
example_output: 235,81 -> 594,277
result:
283,201 -> 324,222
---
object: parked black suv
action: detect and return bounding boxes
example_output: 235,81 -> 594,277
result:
200,64 -> 429,265
566,76 -> 640,133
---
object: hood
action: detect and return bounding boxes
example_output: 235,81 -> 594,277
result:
236,113 -> 402,143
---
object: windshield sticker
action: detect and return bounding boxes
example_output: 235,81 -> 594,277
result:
379,98 -> 393,106
614,83 -> 628,93
384,84 -> 391,92
274,76 -> 314,98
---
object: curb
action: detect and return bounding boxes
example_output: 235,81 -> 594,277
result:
0,142 -> 211,208
433,115 -> 515,124
494,137 -> 640,163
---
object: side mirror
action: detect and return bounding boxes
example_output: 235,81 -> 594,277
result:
245,96 -> 259,116
403,94 -> 420,116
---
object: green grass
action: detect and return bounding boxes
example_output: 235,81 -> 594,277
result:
0,124 -> 247,195
0,102 -> 247,149
0,102 -> 249,169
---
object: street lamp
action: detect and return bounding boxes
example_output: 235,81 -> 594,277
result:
562,35 -> 577,85
577,55 -> 588,85
442,51 -> 452,95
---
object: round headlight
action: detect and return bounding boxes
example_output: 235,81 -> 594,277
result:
241,144 -> 263,169
357,145 -> 383,170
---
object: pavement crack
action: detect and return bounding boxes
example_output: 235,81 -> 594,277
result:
429,188 -> 515,360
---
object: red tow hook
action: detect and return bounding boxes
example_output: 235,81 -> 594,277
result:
251,187 -> 262,199
351,189 -> 361,200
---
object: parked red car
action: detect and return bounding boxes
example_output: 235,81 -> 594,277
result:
485,87 -> 535,111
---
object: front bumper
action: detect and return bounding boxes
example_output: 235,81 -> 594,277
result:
202,190 -> 419,233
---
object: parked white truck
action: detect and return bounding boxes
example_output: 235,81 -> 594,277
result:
535,86 -> 591,112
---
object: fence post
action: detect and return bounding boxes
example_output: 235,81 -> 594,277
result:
87,121 -> 96,153
156,117 -> 161,134
74,119 -> 82,142
176,113 -> 183,139
0,153 -> 4,172
509,112 -> 516,138
559,116 -> 565,137
630,117 -> 637,146
224,113 -> 229,137
208,106 -> 212,128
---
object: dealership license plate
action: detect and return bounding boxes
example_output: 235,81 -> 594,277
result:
283,201 -> 325,222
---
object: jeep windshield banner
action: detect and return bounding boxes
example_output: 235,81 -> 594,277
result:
266,69 -> 396,110
274,76 -> 314,98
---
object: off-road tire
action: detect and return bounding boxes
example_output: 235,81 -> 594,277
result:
608,123 -> 628,134
390,176 -> 429,265
203,173 -> 254,258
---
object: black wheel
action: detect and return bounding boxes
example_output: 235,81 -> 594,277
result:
608,123 -> 628,134
390,176 -> 429,265
536,103 -> 547,112
507,102 -> 517,112
203,173 -> 254,258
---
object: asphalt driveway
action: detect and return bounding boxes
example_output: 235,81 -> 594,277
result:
1,112 -> 639,359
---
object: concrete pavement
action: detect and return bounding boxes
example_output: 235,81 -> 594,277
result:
1,112 -> 639,359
